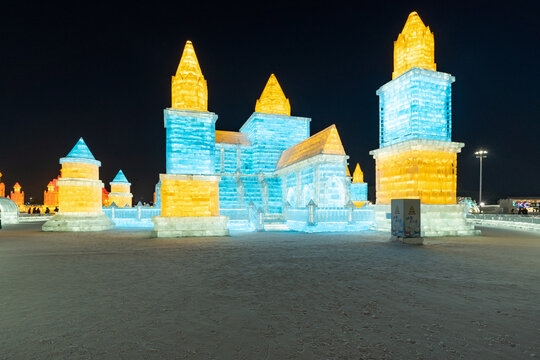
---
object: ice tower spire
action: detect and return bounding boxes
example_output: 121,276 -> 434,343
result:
171,40 -> 208,111
352,163 -> 364,183
392,11 -> 436,79
255,74 -> 291,116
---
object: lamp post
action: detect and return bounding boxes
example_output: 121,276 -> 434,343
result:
474,150 -> 488,208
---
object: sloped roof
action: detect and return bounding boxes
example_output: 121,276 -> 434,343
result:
111,170 -> 130,183
276,124 -> 346,169
215,130 -> 251,146
66,138 -> 96,160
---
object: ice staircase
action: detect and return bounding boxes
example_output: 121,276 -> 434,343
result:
263,213 -> 290,232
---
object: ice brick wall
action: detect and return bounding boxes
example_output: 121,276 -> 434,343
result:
318,163 -> 349,207
240,113 -> 310,174
350,182 -> 368,203
165,109 -> 218,175
378,68 -> 454,148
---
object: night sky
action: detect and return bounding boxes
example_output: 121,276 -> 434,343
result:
1,1 -> 539,205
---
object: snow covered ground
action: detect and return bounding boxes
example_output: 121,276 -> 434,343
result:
0,224 -> 539,359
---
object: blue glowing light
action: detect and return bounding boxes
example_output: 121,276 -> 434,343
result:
377,68 -> 454,148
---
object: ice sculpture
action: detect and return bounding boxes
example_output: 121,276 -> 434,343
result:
393,11 -> 436,79
152,40 -> 228,237
108,170 -> 133,207
43,178 -> 59,209
370,11 -> 477,236
42,138 -> 114,231
171,41 -> 208,112
275,124 -> 349,208
8,182 -> 24,208
350,163 -> 368,207
370,11 -> 464,205
255,74 -> 291,116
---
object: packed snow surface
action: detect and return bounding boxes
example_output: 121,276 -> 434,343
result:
1,224 -> 539,359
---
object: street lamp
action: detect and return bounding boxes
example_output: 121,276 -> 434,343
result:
474,150 -> 488,208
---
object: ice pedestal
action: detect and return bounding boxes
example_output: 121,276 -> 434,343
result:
374,204 -> 479,237
151,216 -> 228,237
152,174 -> 229,237
42,212 -> 114,232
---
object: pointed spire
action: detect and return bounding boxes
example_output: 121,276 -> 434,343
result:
352,163 -> 364,183
66,137 -> 96,160
346,165 -> 351,177
13,182 -> 21,192
392,11 -> 436,79
255,74 -> 291,116
111,170 -> 130,184
171,40 -> 208,111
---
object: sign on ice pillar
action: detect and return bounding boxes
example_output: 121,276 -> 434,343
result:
391,199 -> 422,244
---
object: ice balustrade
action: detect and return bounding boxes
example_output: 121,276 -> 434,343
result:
103,206 -> 161,228
467,214 -> 540,233
284,202 -> 375,232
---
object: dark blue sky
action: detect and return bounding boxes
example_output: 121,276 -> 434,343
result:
1,1 -> 539,204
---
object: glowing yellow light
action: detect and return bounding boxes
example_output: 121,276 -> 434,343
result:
160,175 -> 220,217
58,161 -> 102,213
392,11 -> 436,79
277,124 -> 345,169
58,182 -> 102,213
44,179 -> 59,207
171,40 -> 208,111
9,182 -> 24,207
352,163 -> 364,183
109,184 -> 132,208
255,74 -> 291,116
374,149 -> 457,205
60,162 -> 99,179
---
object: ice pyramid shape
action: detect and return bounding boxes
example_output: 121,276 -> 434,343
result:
60,137 -> 101,166
111,170 -> 130,184
66,138 -> 96,160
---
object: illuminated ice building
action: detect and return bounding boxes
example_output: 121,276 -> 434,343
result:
369,12 -> 477,236
153,41 -> 373,233
108,170 -> 133,208
42,138 -> 114,231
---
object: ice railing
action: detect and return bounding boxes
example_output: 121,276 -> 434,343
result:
103,206 -> 160,228
284,202 -> 375,226
466,213 -> 540,232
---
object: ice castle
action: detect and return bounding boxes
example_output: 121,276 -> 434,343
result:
152,41 -> 371,235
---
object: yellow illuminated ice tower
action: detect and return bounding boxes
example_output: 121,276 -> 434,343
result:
255,74 -> 291,116
152,40 -> 228,237
370,11 -> 464,205
392,11 -> 436,79
108,170 -> 133,207
42,138 -> 114,231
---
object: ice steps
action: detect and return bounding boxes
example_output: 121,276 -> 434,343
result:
263,213 -> 289,232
